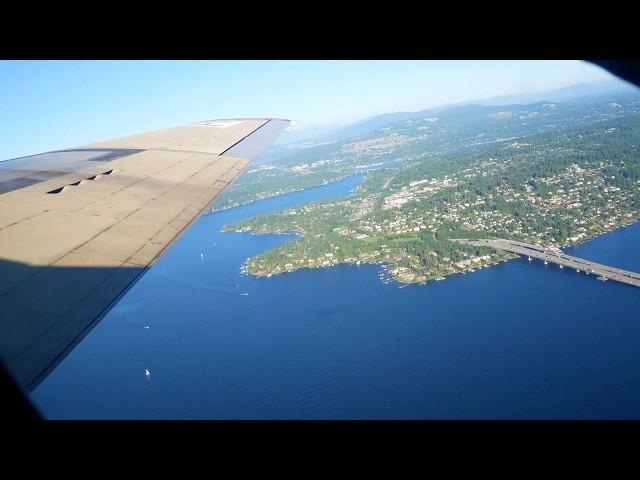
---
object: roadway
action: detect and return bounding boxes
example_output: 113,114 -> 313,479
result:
458,238 -> 640,288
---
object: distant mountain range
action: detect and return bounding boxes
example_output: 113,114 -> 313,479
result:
274,123 -> 341,146
474,79 -> 639,106
276,78 -> 640,147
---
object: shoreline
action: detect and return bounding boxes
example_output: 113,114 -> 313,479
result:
209,172 -> 361,213
240,216 -> 640,286
210,157 -> 408,214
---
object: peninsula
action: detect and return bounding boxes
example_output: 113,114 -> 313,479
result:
219,98 -> 640,284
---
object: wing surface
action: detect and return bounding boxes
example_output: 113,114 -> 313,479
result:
0,118 -> 289,391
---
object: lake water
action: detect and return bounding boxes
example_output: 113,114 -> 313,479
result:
30,174 -> 640,419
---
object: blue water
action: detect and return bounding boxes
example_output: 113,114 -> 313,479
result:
30,174 -> 640,419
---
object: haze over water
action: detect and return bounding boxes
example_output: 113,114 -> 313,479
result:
31,175 -> 640,419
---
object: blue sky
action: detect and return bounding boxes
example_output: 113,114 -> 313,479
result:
0,60 -> 614,160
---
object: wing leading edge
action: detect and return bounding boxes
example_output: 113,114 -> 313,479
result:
0,118 -> 289,392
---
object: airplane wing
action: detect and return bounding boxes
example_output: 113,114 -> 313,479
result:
0,118 -> 289,392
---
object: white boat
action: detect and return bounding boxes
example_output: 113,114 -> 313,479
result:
145,369 -> 151,377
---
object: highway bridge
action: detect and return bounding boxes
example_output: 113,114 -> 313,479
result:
458,238 -> 640,288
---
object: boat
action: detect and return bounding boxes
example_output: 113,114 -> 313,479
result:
145,369 -> 151,377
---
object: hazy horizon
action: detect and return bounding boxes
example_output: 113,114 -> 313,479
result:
0,60 -> 622,160
285,77 -> 623,130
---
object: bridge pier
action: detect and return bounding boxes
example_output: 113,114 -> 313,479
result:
459,238 -> 640,288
